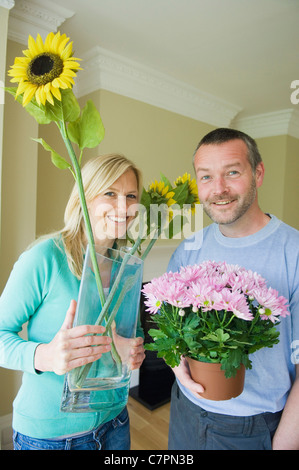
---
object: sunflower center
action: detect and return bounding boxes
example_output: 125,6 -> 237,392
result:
27,53 -> 63,85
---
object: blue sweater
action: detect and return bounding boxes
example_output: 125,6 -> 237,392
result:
0,238 -> 143,438
168,215 -> 299,416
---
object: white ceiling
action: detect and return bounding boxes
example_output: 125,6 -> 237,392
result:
8,0 -> 299,121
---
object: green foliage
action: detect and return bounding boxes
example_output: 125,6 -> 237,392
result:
145,305 -> 280,378
32,138 -> 72,172
42,89 -> 81,123
8,86 -> 105,176
68,100 -> 105,150
5,87 -> 52,125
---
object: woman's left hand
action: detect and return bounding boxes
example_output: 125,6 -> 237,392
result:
111,324 -> 145,370
129,336 -> 145,370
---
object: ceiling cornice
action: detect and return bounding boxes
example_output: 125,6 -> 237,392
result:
74,46 -> 242,128
7,0 -> 74,45
233,109 -> 299,140
6,1 -> 299,139
0,0 -> 15,9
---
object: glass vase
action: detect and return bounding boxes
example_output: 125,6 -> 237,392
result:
60,244 -> 143,413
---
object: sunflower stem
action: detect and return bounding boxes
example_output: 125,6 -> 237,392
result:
58,120 -> 106,307
141,225 -> 163,260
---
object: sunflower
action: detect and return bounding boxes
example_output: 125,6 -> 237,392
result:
174,173 -> 200,204
148,180 -> 176,207
8,31 -> 82,107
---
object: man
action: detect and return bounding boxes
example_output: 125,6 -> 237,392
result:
167,128 -> 299,450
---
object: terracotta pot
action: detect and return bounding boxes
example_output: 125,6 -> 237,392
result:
186,357 -> 245,401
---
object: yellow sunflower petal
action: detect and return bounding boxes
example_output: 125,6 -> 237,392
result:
44,32 -> 55,51
15,80 -> 29,97
45,90 -> 54,106
64,60 -> 82,71
166,198 -> 177,207
52,76 -> 72,89
166,191 -> 175,199
161,187 -> 168,197
22,49 -> 31,58
27,35 -> 39,58
22,84 -> 37,107
8,73 -> 22,81
36,84 -> 52,106
50,31 -> 61,53
149,181 -> 158,191
35,34 -> 45,54
8,68 -> 27,79
49,84 -> 61,101
35,86 -> 43,106
14,57 -> 30,66
57,35 -> 69,55
62,69 -> 77,78
60,41 -> 73,61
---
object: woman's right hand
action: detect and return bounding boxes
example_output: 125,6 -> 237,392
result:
34,300 -> 112,375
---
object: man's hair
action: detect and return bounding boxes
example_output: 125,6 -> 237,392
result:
193,128 -> 262,172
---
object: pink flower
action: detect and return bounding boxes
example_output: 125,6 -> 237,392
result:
142,260 -> 289,323
175,265 -> 203,286
142,272 -> 190,311
185,278 -> 216,310
252,287 -> 289,323
229,270 -> 267,296
143,293 -> 163,314
161,279 -> 190,308
213,288 -> 253,321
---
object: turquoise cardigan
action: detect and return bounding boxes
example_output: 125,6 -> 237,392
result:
0,238 -> 143,438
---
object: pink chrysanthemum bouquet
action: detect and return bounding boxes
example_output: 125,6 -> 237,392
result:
143,261 -> 289,378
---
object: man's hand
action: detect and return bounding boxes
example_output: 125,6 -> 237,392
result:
173,357 -> 205,396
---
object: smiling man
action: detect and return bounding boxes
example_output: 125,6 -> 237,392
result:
194,131 -> 268,236
167,128 -> 299,450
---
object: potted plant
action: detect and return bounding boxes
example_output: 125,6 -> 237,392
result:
142,260 -> 289,400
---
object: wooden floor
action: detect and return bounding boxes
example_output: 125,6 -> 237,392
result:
127,396 -> 170,450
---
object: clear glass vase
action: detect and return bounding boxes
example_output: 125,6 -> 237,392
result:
60,244 -> 143,413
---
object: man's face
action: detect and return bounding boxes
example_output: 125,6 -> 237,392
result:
194,139 -> 263,227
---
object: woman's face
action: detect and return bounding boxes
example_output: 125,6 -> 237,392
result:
88,169 -> 139,245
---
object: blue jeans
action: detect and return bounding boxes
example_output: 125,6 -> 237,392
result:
168,382 -> 282,450
13,407 -> 130,450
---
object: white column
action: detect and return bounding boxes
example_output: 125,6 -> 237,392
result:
0,1 -> 15,249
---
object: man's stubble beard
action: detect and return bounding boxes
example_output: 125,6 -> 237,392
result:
202,179 -> 257,226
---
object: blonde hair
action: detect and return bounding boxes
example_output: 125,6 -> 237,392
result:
58,153 -> 142,278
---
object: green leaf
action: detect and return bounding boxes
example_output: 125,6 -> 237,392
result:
183,314 -> 201,332
147,328 -> 167,340
172,182 -> 189,206
160,173 -> 173,190
202,328 -> 230,343
32,137 -> 72,171
140,188 -> 151,207
67,100 -> 105,150
43,89 -> 81,123
5,87 -> 52,125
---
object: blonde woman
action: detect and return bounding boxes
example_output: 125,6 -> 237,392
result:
0,154 -> 145,450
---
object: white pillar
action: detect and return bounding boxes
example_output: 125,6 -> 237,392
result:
0,1 -> 15,249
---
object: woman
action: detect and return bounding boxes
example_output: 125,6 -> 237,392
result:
0,153 -> 145,450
